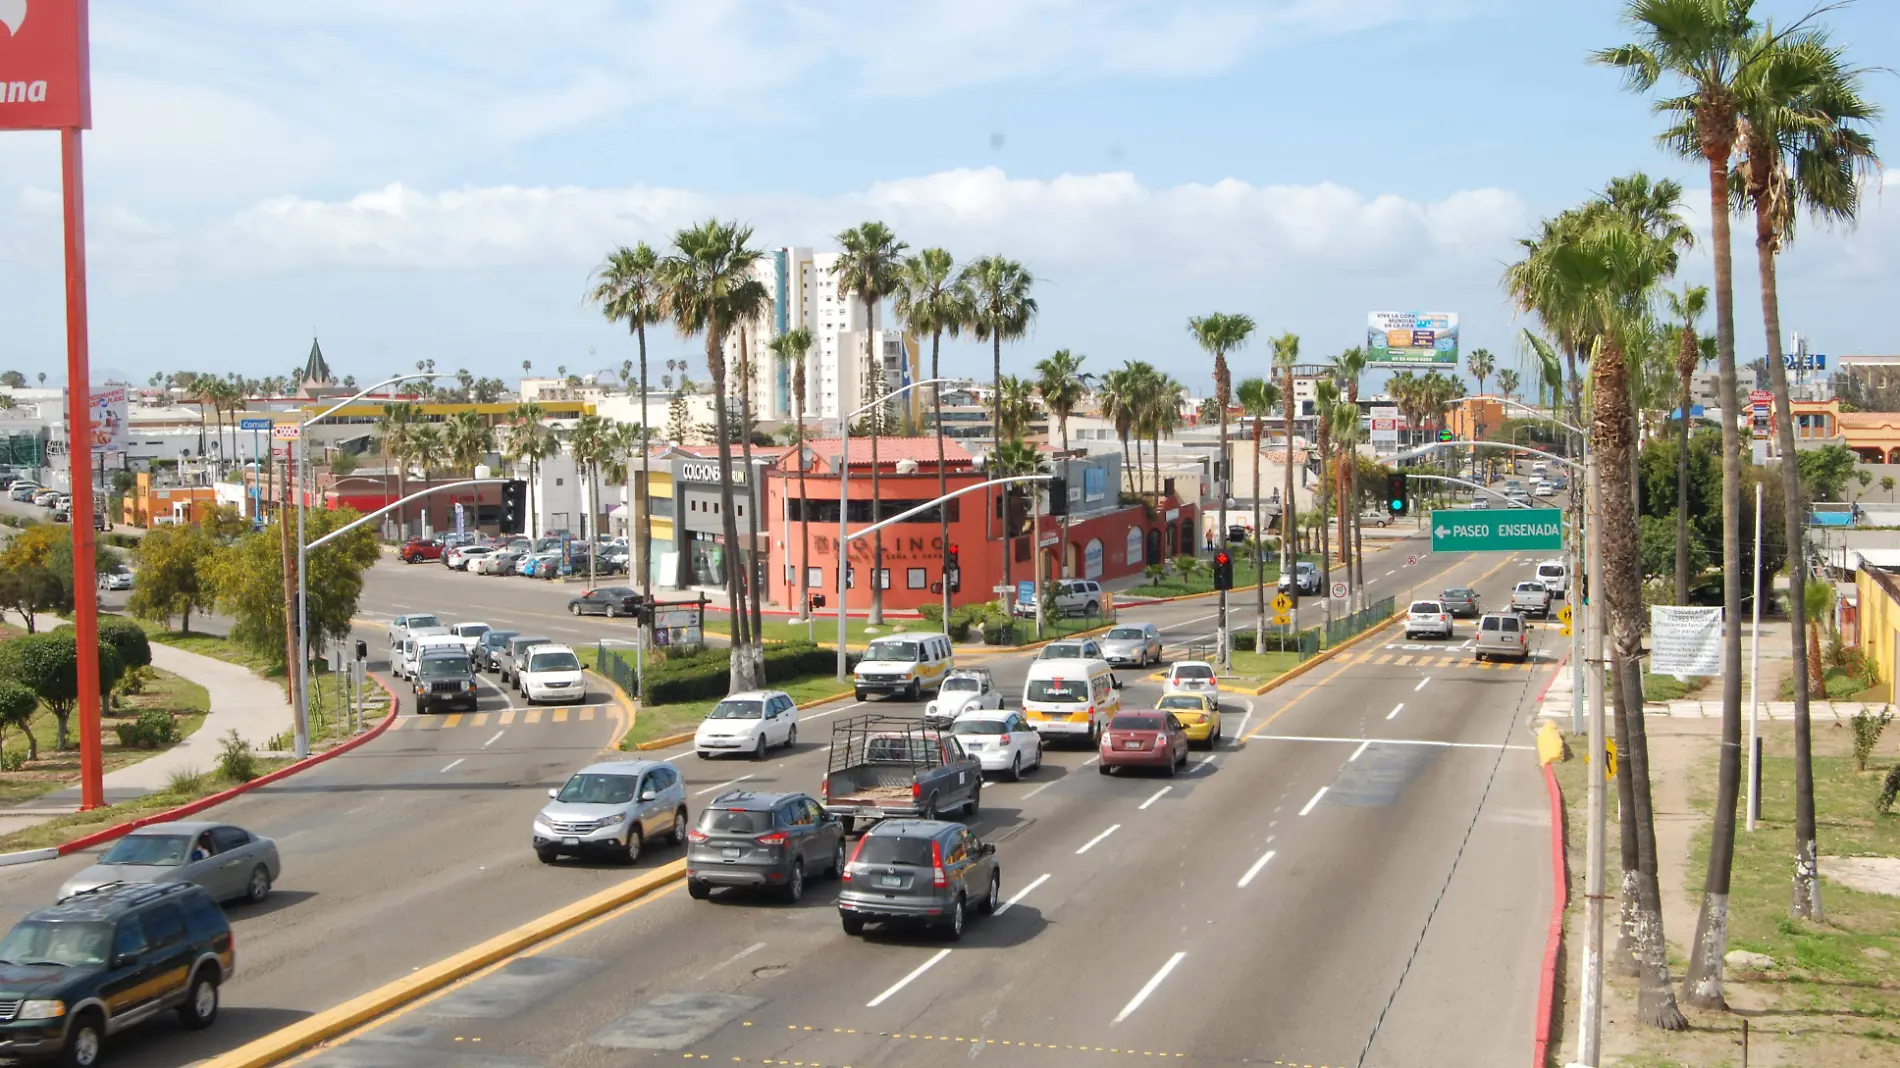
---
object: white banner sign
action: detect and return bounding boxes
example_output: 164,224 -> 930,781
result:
1648,605 -> 1723,677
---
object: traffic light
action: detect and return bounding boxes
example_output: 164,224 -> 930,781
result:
1213,551 -> 1234,591
945,543 -> 961,593
1386,471 -> 1409,517
499,479 -> 528,535
1047,477 -> 1068,517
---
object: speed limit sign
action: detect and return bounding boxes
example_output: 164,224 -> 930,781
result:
1406,555 -> 1418,567
1331,582 -> 1347,600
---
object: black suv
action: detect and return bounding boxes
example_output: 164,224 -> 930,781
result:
685,791 -> 847,904
0,882 -> 234,1067
414,650 -> 479,713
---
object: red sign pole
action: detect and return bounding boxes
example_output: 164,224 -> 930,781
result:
62,126 -> 103,809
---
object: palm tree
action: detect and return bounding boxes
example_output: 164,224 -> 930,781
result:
589,242 -> 666,609
1271,333 -> 1302,612
729,294 -> 773,640
1496,368 -> 1521,401
995,376 -> 1037,440
408,423 -> 445,530
660,219 -> 768,689
1138,370 -> 1183,510
1189,313 -> 1256,656
1312,377 -> 1340,617
377,401 -> 422,538
568,413 -> 617,586
1098,367 -> 1141,498
1236,377 -> 1279,643
832,222 -> 909,626
1329,347 -> 1369,600
961,255 -> 1038,603
771,329 -> 816,620
1664,285 -> 1710,605
503,402 -> 555,542
443,411 -> 489,476
1035,350 -> 1087,578
1466,347 -> 1496,481
894,249 -> 968,619
1328,397 -> 1364,605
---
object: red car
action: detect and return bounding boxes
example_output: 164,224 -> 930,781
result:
1097,711 -> 1191,776
400,538 -> 444,563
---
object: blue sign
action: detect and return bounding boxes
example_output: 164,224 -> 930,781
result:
1782,353 -> 1827,371
1017,580 -> 1034,607
239,418 -> 272,431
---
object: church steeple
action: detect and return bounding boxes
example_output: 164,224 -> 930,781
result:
302,337 -> 333,387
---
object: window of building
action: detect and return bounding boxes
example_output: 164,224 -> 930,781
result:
907,568 -> 927,589
807,567 -> 823,587
878,569 -> 891,590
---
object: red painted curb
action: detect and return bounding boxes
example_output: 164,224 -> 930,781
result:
1533,760 -> 1568,1067
54,674 -> 402,857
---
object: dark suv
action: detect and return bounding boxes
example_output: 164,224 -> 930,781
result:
474,630 -> 520,673
414,651 -> 479,713
837,819 -> 1000,940
685,791 -> 846,904
0,882 -> 234,1067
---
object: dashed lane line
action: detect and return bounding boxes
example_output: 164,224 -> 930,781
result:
697,774 -> 755,797
995,873 -> 1050,916
866,949 -> 953,1008
1298,786 -> 1328,816
1075,824 -> 1121,855
1113,951 -> 1186,1024
1138,786 -> 1171,810
1386,703 -> 1404,721
1237,849 -> 1276,889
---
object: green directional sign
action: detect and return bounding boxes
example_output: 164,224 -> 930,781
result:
1429,508 -> 1564,553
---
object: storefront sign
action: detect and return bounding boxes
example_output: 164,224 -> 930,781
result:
1125,525 -> 1143,565
1040,531 -> 1059,547
1084,539 -> 1104,579
677,460 -> 744,485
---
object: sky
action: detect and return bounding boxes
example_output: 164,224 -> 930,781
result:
1,0 -> 1896,396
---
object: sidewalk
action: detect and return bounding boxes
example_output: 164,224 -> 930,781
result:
0,620 -> 292,837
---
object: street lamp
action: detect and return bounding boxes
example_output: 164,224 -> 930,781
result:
835,379 -> 953,680
294,372 -> 452,758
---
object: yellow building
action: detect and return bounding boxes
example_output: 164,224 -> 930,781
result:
1856,566 -> 1899,703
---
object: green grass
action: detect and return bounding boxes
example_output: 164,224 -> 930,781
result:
1225,649 -> 1303,687
1124,560 -> 1284,598
707,616 -> 929,648
617,671 -> 852,750
0,666 -> 211,806
1642,673 -> 1706,703
1779,665 -> 1881,701
0,757 -> 295,853
137,621 -> 284,676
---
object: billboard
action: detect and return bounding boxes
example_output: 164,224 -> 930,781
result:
86,385 -> 124,453
1367,312 -> 1459,367
0,0 -> 93,130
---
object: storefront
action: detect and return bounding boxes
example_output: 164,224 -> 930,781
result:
658,448 -> 775,593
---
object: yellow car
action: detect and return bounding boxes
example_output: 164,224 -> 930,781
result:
1156,692 -> 1221,748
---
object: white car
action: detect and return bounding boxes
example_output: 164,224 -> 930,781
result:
1533,480 -> 1556,497
98,569 -> 134,591
1535,559 -> 1570,599
1405,599 -> 1453,640
924,668 -> 1003,729
449,621 -> 492,655
388,612 -> 443,650
397,629 -> 457,680
949,710 -> 1043,781
448,545 -> 495,571
518,643 -> 587,705
694,690 -> 798,760
1164,660 -> 1218,696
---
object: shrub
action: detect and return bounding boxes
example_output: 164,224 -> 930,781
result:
635,643 -> 857,706
217,729 -> 257,782
97,616 -> 153,672
918,603 -> 944,628
166,766 -> 209,795
1851,706 -> 1894,772
1881,765 -> 1900,816
945,604 -> 985,642
0,748 -> 25,771
136,708 -> 176,746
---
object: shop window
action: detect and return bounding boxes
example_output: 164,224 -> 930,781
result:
907,568 -> 927,589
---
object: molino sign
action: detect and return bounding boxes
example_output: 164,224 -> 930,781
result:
0,0 -> 91,130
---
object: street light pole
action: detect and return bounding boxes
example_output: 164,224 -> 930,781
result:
1577,440 -> 1607,1065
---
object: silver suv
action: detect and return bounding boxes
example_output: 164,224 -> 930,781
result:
1013,579 -> 1104,618
838,819 -> 1000,941
532,761 -> 688,865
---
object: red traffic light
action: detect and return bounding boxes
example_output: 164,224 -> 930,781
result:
1215,552 -> 1230,566
949,544 -> 960,558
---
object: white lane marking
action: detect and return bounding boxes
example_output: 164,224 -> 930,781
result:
866,949 -> 953,1008
1237,850 -> 1277,889
1158,612 -> 1219,633
1193,754 -> 1217,772
1349,740 -> 1371,762
1022,778 -> 1059,800
996,873 -> 1050,916
1385,570 -> 1396,577
476,671 -> 516,709
1082,755 -> 1100,766
1386,703 -> 1404,721
1232,701 -> 1254,742
802,700 -> 866,722
1113,951 -> 1187,1024
1076,824 -> 1121,854
440,758 -> 464,773
482,730 -> 505,748
696,774 -> 755,797
1138,786 -> 1171,810
1298,786 -> 1328,816
695,941 -> 766,981
1254,733 -> 1536,751
1414,676 -> 1431,692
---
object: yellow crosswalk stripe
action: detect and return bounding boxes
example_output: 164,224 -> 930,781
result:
1393,655 -> 1413,666
1375,654 -> 1394,665
389,717 -> 406,731
553,708 -> 570,723
443,714 -> 463,728
499,709 -> 516,725
525,709 -> 543,724
1439,656 -> 1458,667
580,707 -> 596,721
471,713 -> 489,727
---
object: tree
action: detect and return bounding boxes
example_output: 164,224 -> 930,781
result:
568,413 -> 617,584
1497,368 -> 1521,400
1882,475 -> 1894,500
666,392 -> 692,446
0,564 -> 64,633
0,679 -> 38,762
1035,349 -> 1088,579
894,248 -> 968,622
1272,332 -> 1302,618
832,222 -> 909,625
377,401 -> 423,538
1237,377 -> 1279,644
961,256 -> 1038,604
1329,347 -> 1370,600
660,219 -> 769,690
0,629 -> 123,750
1665,285 -> 1711,605
1797,445 -> 1857,502
97,617 -> 152,673
503,402 -> 556,541
589,242 -> 665,613
204,509 -> 381,671
1312,377 -> 1340,617
0,370 -> 23,388
442,411 -> 490,476
1098,368 -> 1140,498
328,450 -> 359,479
129,523 -> 218,633
771,329 -> 816,619
995,376 -> 1037,440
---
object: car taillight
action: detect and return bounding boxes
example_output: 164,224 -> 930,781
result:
755,831 -> 789,846
842,835 -> 868,881
931,840 -> 949,888
820,779 -> 828,800
912,781 -> 922,800
687,828 -> 708,843
997,733 -> 1010,745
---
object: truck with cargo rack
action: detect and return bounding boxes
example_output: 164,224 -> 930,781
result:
820,713 -> 982,834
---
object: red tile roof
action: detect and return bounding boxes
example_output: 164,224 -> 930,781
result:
797,437 -> 975,471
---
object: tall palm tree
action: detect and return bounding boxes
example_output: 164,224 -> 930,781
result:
894,249 -> 968,619
1327,398 -> 1364,600
1139,371 -> 1184,512
1664,285 -> 1710,605
377,401 -> 423,538
1466,347 -> 1496,483
568,413 -> 617,586
1729,22 -> 1878,925
730,303 -> 773,639
503,402 -> 555,542
1271,333 -> 1302,610
1237,377 -> 1279,642
1189,313 -> 1256,654
408,423 -> 445,530
832,222 -> 909,626
995,376 -> 1037,440
961,255 -> 1038,603
1329,347 -> 1369,600
660,219 -> 768,689
1036,349 -> 1087,578
1496,368 -> 1521,400
771,329 -> 816,620
443,411 -> 489,476
589,242 -> 666,608
1098,367 -> 1141,498
1312,378 -> 1340,617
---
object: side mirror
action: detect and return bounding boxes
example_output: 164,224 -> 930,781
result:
639,790 -> 658,802
112,953 -> 138,969
979,843 -> 997,856
547,788 -> 558,799
1111,678 -> 1123,690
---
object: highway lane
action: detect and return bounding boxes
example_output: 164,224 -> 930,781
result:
274,549 -> 1560,1068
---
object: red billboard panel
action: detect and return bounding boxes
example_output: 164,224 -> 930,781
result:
0,0 -> 91,130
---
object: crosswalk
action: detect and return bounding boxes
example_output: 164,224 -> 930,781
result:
389,706 -> 610,730
1331,650 -> 1550,673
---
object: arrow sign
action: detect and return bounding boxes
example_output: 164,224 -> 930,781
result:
1428,508 -> 1563,553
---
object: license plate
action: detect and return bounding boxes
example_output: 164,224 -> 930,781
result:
1123,740 -> 1141,749
878,875 -> 905,888
721,847 -> 742,859
562,837 -> 579,846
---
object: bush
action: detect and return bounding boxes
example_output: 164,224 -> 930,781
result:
918,603 -> 944,628
217,729 -> 257,782
1851,706 -> 1894,772
166,766 -> 209,795
113,708 -> 179,749
1881,765 -> 1900,816
633,642 -> 856,706
945,605 -> 985,642
0,748 -> 24,771
97,617 -> 153,672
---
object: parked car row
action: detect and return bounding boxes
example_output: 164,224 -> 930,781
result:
401,533 -> 630,579
386,612 -> 588,707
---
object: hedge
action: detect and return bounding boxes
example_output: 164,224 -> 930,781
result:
609,642 -> 858,705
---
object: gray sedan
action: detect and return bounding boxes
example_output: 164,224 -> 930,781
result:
58,821 -> 281,905
1100,623 -> 1163,668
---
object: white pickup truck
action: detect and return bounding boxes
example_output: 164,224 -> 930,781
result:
1509,580 -> 1552,619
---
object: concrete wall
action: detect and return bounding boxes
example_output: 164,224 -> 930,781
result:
1855,566 -> 1900,704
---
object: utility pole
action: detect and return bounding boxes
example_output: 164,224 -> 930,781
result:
1576,453 -> 1607,1065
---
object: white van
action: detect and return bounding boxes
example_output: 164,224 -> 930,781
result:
397,627 -> 455,680
1021,658 -> 1122,744
852,632 -> 954,702
1535,559 -> 1569,599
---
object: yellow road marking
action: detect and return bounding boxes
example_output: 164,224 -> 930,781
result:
554,708 -> 570,723
581,707 -> 596,721
526,709 -> 543,724
1374,654 -> 1394,665
471,713 -> 489,727
443,714 -> 463,728
499,709 -> 516,725
388,717 -> 406,731
1394,655 -> 1413,666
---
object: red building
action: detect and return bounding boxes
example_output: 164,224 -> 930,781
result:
769,437 -> 1198,614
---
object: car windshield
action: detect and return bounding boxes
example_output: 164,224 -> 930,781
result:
420,657 -> 468,678
950,719 -> 1009,735
99,833 -> 190,866
865,639 -> 919,663
1444,589 -> 1474,599
1111,714 -> 1163,730
459,624 -> 490,637
854,836 -> 936,867
407,615 -> 441,629
1156,695 -> 1205,711
1518,583 -> 1545,592
1025,678 -> 1087,703
940,677 -> 979,693
0,920 -> 112,967
708,699 -> 763,720
528,651 -> 580,672
1106,628 -> 1145,640
484,632 -> 519,649
1411,602 -> 1443,614
555,774 -> 635,805
698,809 -> 771,834
512,638 -> 552,654
1538,566 -> 1564,576
1044,643 -> 1086,657
1173,665 -> 1214,680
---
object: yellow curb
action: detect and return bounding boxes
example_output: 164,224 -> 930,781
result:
586,668 -> 634,753
797,688 -> 857,710
198,863 -> 686,1068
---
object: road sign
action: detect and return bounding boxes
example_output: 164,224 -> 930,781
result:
1429,508 -> 1564,553
1560,623 -> 1572,637
239,417 -> 272,431
1406,555 -> 1418,566
1271,612 -> 1290,627
1585,739 -> 1618,778
1749,389 -> 1773,406
1557,603 -> 1573,624
1331,582 -> 1347,600
272,424 -> 302,441
1272,593 -> 1292,613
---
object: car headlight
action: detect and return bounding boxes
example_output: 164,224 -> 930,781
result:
18,1000 -> 66,1020
598,813 -> 626,828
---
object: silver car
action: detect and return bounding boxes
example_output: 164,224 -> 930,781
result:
838,819 -> 1000,940
58,822 -> 281,905
532,760 -> 689,864
1100,623 -> 1163,668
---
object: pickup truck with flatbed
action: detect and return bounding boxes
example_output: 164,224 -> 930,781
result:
1510,580 -> 1552,619
820,714 -> 983,834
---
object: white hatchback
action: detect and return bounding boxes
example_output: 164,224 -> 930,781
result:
518,644 -> 587,705
694,690 -> 798,760
1164,660 -> 1218,696
949,710 -> 1043,781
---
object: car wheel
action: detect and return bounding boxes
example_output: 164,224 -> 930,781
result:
855,689 -> 866,702
783,859 -> 805,903
1166,751 -> 1179,777
1085,601 -> 1099,616
921,793 -> 939,821
622,829 -> 643,865
695,750 -> 710,760
982,870 -> 1001,915
828,837 -> 846,879
669,809 -> 688,847
569,603 -> 581,615
965,783 -> 981,816
786,723 -> 798,749
841,912 -> 866,936
840,817 -> 856,836
245,864 -> 272,904
605,605 -> 619,619
60,1009 -> 104,1068
942,895 -> 966,941
1007,753 -> 1022,782
536,847 -> 559,864
178,968 -> 219,1029
752,736 -> 767,761
1098,762 -> 1112,776
907,681 -> 921,701
687,879 -> 710,900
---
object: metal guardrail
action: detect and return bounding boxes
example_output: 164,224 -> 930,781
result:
596,646 -> 638,697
